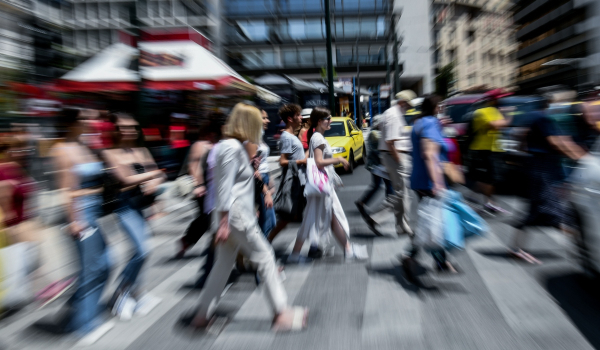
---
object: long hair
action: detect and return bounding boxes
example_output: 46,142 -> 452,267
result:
224,103 -> 263,144
307,107 -> 330,144
420,94 -> 441,118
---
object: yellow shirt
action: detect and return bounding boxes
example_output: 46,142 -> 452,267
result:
469,107 -> 504,152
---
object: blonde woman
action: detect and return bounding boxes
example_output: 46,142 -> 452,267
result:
190,103 -> 308,332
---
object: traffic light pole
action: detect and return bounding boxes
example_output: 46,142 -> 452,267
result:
324,0 -> 335,114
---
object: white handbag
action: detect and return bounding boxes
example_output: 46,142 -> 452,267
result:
305,158 -> 331,197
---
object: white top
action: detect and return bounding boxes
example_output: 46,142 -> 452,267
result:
257,142 -> 270,175
215,139 -> 255,226
378,105 -> 411,152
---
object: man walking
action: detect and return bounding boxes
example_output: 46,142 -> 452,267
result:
377,90 -> 416,235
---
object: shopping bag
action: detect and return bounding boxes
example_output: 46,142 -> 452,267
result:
443,190 -> 487,250
0,241 -> 38,309
305,158 -> 331,197
414,196 -> 444,251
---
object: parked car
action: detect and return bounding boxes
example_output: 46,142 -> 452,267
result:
324,116 -> 365,173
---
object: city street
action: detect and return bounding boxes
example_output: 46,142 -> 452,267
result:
2,164 -> 600,350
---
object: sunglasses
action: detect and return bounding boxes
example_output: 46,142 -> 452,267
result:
321,116 -> 332,121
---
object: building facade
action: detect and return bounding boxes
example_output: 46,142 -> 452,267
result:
433,0 -> 518,93
394,0 -> 434,94
512,0 -> 600,93
32,0 -> 220,62
0,0 -> 34,74
223,0 -> 392,92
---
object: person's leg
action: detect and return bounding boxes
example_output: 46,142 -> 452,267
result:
383,178 -> 394,197
65,195 -> 110,334
267,220 -> 289,243
236,223 -> 288,315
331,214 -> 349,250
66,228 -> 110,334
258,174 -> 277,237
178,197 -> 210,257
381,152 -> 407,235
399,153 -> 414,234
114,205 -> 149,294
192,238 -> 239,325
358,173 -> 382,206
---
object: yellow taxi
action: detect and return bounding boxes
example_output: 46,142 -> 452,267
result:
324,116 -> 365,173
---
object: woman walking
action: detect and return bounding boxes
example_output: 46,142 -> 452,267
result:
190,103 -> 308,332
290,107 -> 368,262
102,113 -> 165,319
34,108 -> 110,335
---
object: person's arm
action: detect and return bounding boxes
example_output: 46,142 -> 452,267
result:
547,136 -> 586,160
488,109 -> 513,130
279,152 -> 307,167
214,142 -> 240,243
314,145 -> 348,170
383,114 -> 401,163
386,140 -> 401,163
421,138 -> 445,194
50,146 -> 84,237
189,142 -> 208,197
102,149 -> 163,187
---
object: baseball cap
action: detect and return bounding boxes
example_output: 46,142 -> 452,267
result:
395,90 -> 417,106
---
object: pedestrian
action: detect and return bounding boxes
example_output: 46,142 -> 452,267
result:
289,107 -> 368,262
189,103 -> 308,332
379,90 -> 417,236
34,108 -> 111,335
256,109 -> 276,237
468,89 -> 513,213
102,113 -> 166,320
402,95 -> 457,276
510,97 -> 586,264
355,115 -> 394,235
176,111 -> 228,259
267,104 -> 307,242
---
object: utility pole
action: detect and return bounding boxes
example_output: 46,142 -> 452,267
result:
324,0 -> 335,113
356,38 -> 361,124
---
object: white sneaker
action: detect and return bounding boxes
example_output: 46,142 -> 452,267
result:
117,295 -> 137,321
345,244 -> 368,261
134,294 -> 162,317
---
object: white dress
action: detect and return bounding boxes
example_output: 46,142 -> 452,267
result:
297,132 -> 350,246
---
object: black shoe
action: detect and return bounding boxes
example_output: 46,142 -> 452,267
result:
33,320 -> 71,335
401,256 -> 418,284
307,245 -> 324,259
356,201 -> 382,236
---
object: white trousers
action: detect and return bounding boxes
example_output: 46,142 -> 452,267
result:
196,210 -> 288,319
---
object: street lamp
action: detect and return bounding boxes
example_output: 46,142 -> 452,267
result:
541,58 -> 584,92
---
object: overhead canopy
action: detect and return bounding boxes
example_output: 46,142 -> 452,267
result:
58,41 -> 280,103
255,74 -> 368,96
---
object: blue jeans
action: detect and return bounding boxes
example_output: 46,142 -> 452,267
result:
114,193 -> 149,293
258,173 -> 277,237
66,195 -> 110,334
359,173 -> 394,205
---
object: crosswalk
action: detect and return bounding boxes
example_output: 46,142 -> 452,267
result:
0,184 -> 597,350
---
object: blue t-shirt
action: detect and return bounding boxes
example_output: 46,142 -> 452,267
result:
410,116 -> 446,191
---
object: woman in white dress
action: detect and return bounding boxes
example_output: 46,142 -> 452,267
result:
289,107 -> 368,262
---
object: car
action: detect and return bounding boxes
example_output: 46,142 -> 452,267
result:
323,116 -> 365,173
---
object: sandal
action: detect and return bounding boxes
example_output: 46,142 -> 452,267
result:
272,307 -> 308,332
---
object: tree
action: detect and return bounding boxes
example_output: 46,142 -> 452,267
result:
435,62 -> 455,99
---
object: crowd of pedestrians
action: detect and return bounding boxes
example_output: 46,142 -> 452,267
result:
1,83 -> 599,338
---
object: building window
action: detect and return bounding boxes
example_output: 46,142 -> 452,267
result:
467,53 -> 474,64
283,48 -> 298,66
467,30 -> 475,44
468,73 -> 476,86
238,20 -> 268,41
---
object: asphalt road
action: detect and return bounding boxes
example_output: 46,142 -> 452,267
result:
2,163 -> 600,350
